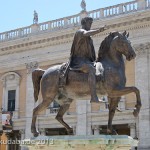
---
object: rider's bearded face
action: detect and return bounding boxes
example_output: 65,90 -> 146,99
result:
85,20 -> 92,31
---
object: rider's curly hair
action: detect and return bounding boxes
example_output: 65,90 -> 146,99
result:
81,17 -> 93,25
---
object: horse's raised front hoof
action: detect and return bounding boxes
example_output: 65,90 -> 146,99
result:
31,126 -> 39,137
67,128 -> 74,135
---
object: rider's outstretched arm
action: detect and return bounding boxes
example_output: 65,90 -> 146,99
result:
83,26 -> 107,36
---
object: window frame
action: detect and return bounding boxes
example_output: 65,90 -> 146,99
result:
1,72 -> 21,116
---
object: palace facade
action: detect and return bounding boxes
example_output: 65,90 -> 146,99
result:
0,0 -> 150,149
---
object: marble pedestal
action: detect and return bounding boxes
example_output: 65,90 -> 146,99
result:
21,135 -> 138,150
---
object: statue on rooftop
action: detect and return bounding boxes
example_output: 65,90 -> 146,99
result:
81,0 -> 86,11
33,10 -> 38,24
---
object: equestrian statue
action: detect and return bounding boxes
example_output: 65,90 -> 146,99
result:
31,17 -> 141,137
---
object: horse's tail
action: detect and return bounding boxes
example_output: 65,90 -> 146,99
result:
32,68 -> 45,102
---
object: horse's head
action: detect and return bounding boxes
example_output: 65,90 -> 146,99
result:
97,31 -> 136,62
111,31 -> 136,61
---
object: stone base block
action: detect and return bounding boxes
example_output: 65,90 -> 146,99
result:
21,135 -> 138,150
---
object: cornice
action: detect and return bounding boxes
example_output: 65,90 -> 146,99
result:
94,17 -> 150,38
0,32 -> 75,56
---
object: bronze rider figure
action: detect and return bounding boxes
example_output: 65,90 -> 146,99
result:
70,17 -> 107,103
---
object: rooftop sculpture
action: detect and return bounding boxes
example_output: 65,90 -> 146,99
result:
33,10 -> 38,24
81,0 -> 86,11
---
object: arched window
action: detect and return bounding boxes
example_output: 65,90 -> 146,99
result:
1,72 -> 21,118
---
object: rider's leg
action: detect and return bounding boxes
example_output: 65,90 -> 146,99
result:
82,64 -> 100,103
96,62 -> 104,76
96,62 -> 104,82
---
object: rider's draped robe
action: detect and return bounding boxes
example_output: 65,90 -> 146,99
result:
70,29 -> 96,69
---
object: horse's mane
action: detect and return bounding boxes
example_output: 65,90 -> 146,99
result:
97,31 -> 119,61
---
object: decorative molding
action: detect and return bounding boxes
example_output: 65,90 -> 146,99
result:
25,61 -> 38,74
0,72 -> 21,87
0,33 -> 74,56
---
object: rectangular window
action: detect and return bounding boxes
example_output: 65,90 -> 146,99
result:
8,90 -> 16,111
53,100 -> 60,108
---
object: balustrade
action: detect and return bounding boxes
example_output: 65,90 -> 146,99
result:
88,9 -> 101,19
0,26 -> 31,41
20,26 -> 31,36
0,0 -> 149,42
103,5 -> 120,17
39,21 -> 49,31
146,0 -> 150,7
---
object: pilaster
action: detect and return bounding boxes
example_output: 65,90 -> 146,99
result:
135,44 -> 150,149
76,100 -> 92,135
25,61 -> 38,138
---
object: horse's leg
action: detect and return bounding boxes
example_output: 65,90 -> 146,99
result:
55,98 -> 73,135
107,97 -> 120,135
31,85 -> 57,137
109,87 -> 141,117
31,65 -> 60,137
31,99 -> 53,137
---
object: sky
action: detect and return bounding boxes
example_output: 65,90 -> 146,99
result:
0,0 -> 133,33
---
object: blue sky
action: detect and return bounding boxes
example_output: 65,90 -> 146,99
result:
0,0 -> 132,33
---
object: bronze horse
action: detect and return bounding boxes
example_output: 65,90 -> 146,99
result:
31,31 -> 141,137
